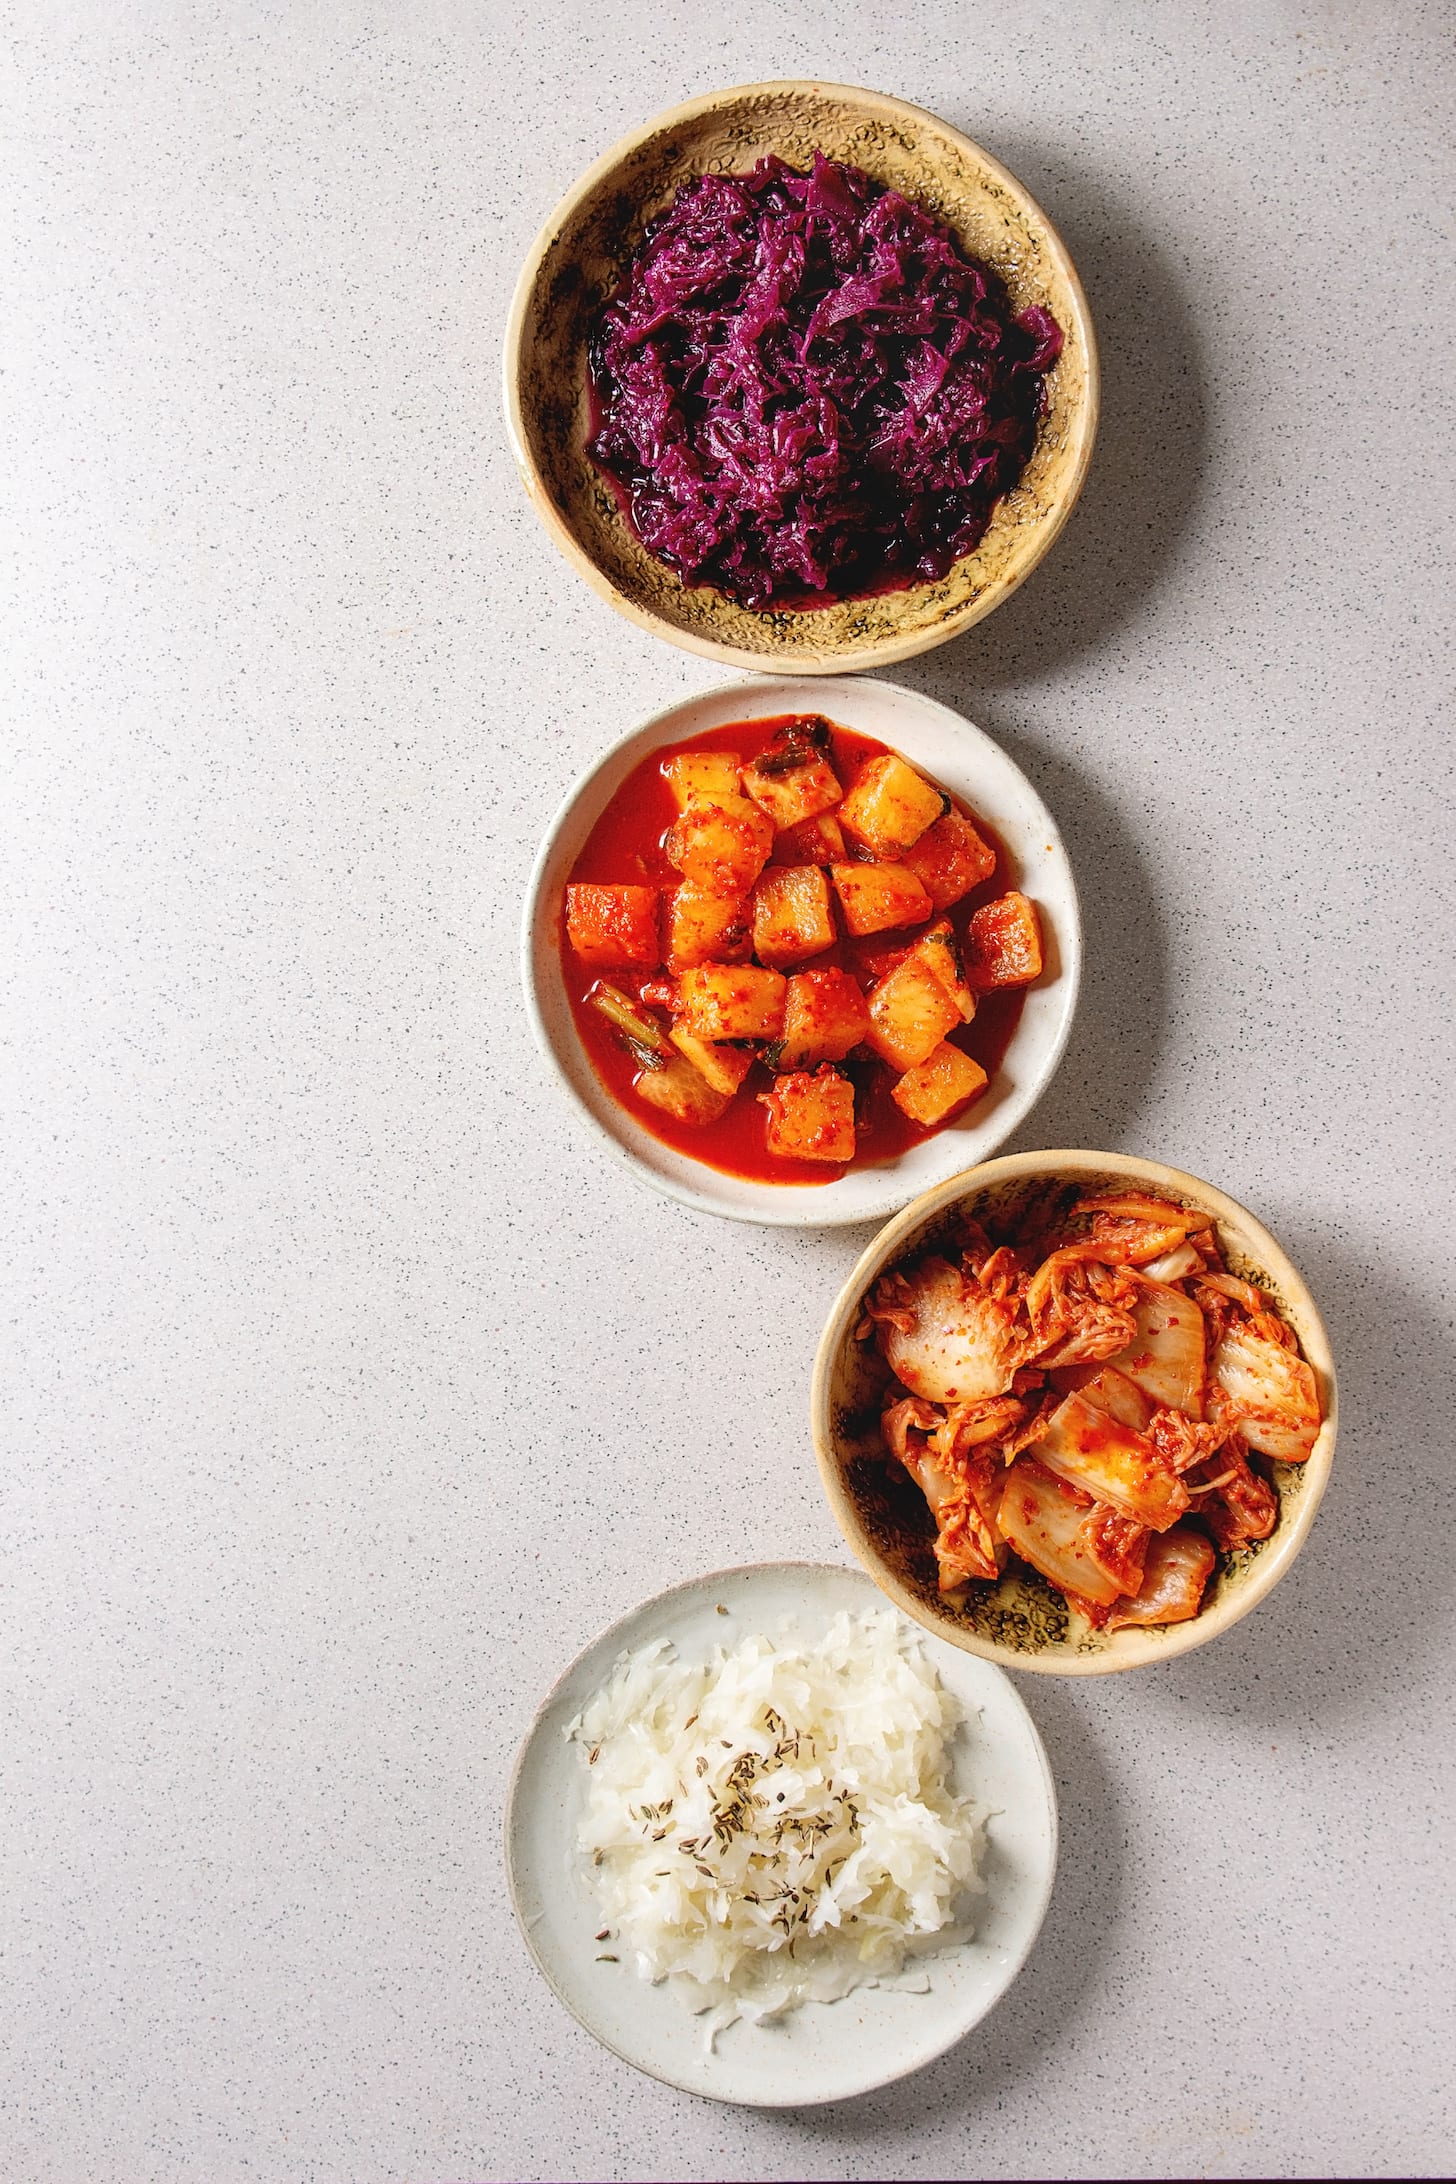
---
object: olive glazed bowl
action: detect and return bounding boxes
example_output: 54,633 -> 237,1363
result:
503,80 -> 1098,675
810,1150 -> 1338,1673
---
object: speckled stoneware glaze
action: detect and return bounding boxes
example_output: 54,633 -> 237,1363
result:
811,1151 -> 1338,1674
503,82 -> 1099,674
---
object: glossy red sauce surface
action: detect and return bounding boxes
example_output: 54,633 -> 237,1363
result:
562,717 -> 1030,1185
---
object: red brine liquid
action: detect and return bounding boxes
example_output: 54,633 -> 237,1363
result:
561,717 -> 1032,1185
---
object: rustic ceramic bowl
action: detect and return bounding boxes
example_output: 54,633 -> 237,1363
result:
811,1151 -> 1338,1672
503,81 -> 1098,674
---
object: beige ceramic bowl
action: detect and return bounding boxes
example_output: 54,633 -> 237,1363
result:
503,81 -> 1099,674
811,1150 -> 1338,1674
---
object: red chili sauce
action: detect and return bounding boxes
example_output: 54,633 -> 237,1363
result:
562,717 -> 1030,1185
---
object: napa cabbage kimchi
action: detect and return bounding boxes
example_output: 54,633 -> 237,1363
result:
862,1192 -> 1321,1629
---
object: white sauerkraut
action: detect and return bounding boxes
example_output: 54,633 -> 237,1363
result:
567,1607 -> 983,2028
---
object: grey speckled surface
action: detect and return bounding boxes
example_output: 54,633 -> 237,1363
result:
2,5 -> 1453,2181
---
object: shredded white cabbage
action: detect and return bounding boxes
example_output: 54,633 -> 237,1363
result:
567,1606 -> 983,2030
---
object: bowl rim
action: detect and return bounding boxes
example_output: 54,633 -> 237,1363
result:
502,78 -> 1101,676
810,1148 -> 1340,1673
519,675 -> 1084,1227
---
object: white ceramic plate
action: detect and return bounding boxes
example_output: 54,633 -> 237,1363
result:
520,675 -> 1081,1226
504,1560 -> 1058,2107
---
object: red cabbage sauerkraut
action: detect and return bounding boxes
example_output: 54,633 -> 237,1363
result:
586,152 -> 1063,611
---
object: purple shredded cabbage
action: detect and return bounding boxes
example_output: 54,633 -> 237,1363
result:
586,152 -> 1063,611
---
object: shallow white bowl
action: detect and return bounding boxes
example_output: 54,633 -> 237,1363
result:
521,675 -> 1081,1226
504,1559 -> 1058,2106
